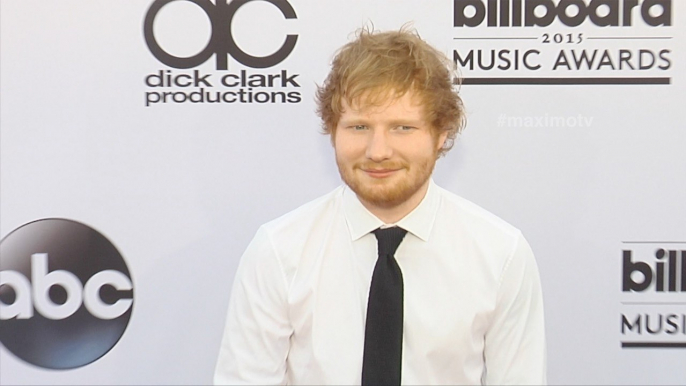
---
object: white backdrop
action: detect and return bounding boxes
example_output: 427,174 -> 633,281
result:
1,0 -> 685,384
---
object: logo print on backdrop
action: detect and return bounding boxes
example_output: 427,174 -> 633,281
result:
454,0 -> 671,27
144,0 -> 298,70
619,242 -> 686,349
142,0 -> 302,106
451,0 -> 674,85
0,219 -> 134,369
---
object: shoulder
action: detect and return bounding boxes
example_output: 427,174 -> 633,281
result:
433,184 -> 537,287
433,184 -> 531,273
244,186 -> 346,282
261,186 -> 345,238
435,185 -> 522,239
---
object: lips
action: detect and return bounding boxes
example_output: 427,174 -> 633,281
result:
362,168 -> 401,178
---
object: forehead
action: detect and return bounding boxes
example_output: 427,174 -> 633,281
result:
341,90 -> 427,121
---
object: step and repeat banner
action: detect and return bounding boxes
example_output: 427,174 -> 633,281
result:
1,0 -> 684,384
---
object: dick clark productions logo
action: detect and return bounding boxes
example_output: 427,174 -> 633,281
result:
142,0 -> 302,106
0,219 -> 134,369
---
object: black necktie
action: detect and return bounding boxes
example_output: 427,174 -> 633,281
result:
362,227 -> 408,386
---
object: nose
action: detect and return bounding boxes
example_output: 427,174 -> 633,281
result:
365,128 -> 393,162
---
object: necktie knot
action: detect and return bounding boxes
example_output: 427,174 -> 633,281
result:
373,227 -> 407,256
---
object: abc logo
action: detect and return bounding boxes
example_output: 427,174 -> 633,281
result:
144,0 -> 298,70
0,219 -> 133,369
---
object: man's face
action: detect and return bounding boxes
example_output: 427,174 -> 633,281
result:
334,90 -> 447,210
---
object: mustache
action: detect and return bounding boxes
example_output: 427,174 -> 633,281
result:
355,162 -> 407,170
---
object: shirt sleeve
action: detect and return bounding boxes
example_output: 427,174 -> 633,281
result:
214,226 -> 292,385
483,232 -> 547,385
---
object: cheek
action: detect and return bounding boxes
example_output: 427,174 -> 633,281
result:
334,132 -> 365,158
401,137 -> 438,158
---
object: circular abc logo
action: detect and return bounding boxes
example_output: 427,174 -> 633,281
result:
144,0 -> 298,70
0,219 -> 133,370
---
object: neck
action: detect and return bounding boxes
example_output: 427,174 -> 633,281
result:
358,180 -> 431,224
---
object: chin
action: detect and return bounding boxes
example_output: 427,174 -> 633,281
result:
350,180 -> 424,209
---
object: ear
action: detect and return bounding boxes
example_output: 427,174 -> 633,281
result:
330,128 -> 337,147
330,121 -> 341,147
435,130 -> 448,151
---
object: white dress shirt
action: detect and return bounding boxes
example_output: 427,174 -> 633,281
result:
214,180 -> 546,385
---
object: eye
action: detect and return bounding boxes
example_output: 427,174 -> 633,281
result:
352,125 -> 368,131
395,125 -> 415,132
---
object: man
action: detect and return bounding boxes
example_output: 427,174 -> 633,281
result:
214,27 -> 546,385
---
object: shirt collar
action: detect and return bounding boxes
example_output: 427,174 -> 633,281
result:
342,179 -> 439,242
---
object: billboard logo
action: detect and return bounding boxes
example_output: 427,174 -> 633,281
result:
144,0 -> 298,70
454,0 -> 672,27
0,219 -> 134,369
620,243 -> 686,349
623,249 -> 686,292
451,0 -> 675,85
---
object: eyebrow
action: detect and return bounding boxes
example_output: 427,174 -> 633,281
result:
387,119 -> 425,127
338,118 -> 369,126
338,118 -> 426,127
